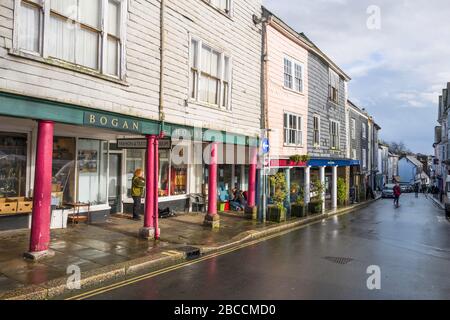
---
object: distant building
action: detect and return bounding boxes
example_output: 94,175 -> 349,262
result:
377,144 -> 389,188
388,153 -> 399,183
398,156 -> 430,185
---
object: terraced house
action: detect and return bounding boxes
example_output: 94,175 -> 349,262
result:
261,8 -> 359,213
0,0 -> 262,258
347,100 -> 370,202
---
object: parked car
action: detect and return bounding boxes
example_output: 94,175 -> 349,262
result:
400,184 -> 413,193
382,184 -> 396,198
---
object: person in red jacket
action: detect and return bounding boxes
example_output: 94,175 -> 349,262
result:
393,183 -> 402,207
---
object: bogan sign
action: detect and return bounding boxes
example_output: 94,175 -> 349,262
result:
84,112 -> 142,133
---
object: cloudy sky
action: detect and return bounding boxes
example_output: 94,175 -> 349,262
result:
263,0 -> 450,154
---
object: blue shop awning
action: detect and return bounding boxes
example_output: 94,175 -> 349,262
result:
307,158 -> 360,167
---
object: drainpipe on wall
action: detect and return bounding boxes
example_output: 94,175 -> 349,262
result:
159,0 -> 166,132
256,13 -> 269,222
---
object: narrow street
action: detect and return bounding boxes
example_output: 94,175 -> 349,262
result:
69,194 -> 450,300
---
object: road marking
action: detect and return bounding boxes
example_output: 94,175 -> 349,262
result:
66,207 -> 371,300
161,252 -> 175,257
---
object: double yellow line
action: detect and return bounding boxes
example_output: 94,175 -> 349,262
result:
66,217 -> 328,300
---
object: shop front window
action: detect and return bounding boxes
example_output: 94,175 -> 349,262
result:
77,139 -> 108,205
126,149 -> 144,198
0,133 -> 27,199
159,150 -> 170,197
171,164 -> 187,195
159,148 -> 187,197
52,137 -> 76,206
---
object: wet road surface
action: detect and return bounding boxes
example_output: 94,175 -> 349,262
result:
76,194 -> 450,300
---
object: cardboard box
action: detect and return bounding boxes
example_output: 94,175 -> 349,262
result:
17,201 -> 33,213
0,202 -> 18,215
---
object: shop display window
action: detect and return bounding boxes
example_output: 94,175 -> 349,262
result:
77,139 -> 108,205
159,150 -> 170,197
126,149 -> 144,198
171,164 -> 187,196
124,147 -> 188,199
0,133 -> 27,199
52,137 -> 76,206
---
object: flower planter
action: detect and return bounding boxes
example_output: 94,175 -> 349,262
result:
291,203 -> 306,218
308,201 -> 323,215
267,205 -> 286,223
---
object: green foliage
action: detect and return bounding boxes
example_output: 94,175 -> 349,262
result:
289,154 -> 311,163
310,178 -> 325,203
337,177 -> 348,205
269,172 -> 287,210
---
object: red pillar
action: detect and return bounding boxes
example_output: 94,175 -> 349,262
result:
154,138 -> 160,239
208,142 -> 218,215
247,147 -> 258,208
28,120 -> 54,257
204,142 -> 220,228
143,135 -> 155,229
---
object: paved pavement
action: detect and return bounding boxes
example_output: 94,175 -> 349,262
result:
77,194 -> 450,300
0,210 -> 278,297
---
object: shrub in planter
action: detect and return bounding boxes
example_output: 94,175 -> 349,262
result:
291,202 -> 306,218
268,205 -> 287,223
267,172 -> 288,223
337,177 -> 349,206
308,200 -> 323,214
308,179 -> 325,215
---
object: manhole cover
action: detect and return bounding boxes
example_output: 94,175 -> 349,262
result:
324,256 -> 354,265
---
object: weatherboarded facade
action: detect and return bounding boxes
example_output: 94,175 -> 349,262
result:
0,0 -> 263,235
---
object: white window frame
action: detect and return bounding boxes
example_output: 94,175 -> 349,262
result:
204,0 -> 233,15
283,56 -> 304,93
330,120 -> 340,150
362,123 -> 367,139
329,68 -> 339,104
362,148 -> 367,169
12,0 -> 127,80
352,148 -> 357,160
351,118 -> 356,140
189,36 -> 232,110
313,115 -> 320,147
284,112 -> 303,147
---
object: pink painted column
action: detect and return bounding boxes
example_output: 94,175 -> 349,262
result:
143,135 -> 155,229
247,147 -> 258,208
207,142 -> 218,216
154,138 -> 160,239
28,120 -> 54,256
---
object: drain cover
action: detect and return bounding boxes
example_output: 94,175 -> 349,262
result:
324,256 -> 354,265
177,246 -> 201,259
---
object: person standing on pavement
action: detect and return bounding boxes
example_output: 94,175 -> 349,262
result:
131,168 -> 145,220
414,183 -> 419,198
393,182 -> 402,208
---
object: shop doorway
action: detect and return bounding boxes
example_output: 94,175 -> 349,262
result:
108,153 -> 122,214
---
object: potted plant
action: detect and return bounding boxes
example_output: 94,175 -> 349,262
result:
289,154 -> 311,165
290,183 -> 306,218
308,179 -> 325,214
267,172 -> 287,223
337,177 -> 349,206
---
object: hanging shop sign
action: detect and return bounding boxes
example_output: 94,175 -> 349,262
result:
84,112 -> 143,133
117,138 -> 172,150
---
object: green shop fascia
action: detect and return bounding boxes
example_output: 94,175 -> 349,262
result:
0,92 -> 258,230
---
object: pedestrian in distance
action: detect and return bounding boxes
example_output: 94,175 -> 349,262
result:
393,183 -> 402,208
131,168 -> 145,220
414,183 -> 419,198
